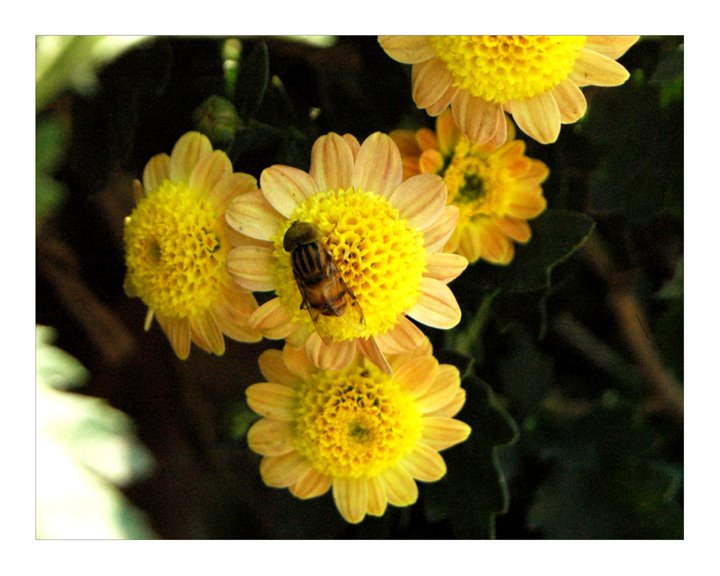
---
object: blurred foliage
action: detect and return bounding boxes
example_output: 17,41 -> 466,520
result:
35,36 -> 683,539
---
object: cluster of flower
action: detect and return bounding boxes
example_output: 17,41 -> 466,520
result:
122,35 -> 637,524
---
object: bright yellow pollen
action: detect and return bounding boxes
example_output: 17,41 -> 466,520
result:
123,180 -> 227,318
292,363 -> 422,478
273,189 -> 427,341
430,35 -> 586,102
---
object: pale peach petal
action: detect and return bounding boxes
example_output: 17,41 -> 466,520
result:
552,79 -> 588,124
408,277 -> 461,329
352,132 -> 402,199
365,476 -> 388,517
342,134 -> 361,158
508,92 -> 561,145
426,388 -> 466,418
306,333 -> 356,371
423,206 -> 459,254
415,364 -> 461,414
333,477 -> 368,524
436,109 -> 461,155
421,416 -> 471,450
310,132 -> 354,192
155,314 -> 191,360
226,245 -> 276,291
451,91 -> 506,146
583,35 -> 639,60
142,153 -> 170,193
283,344 -> 314,380
247,418 -> 295,456
132,179 -> 145,203
209,172 -> 258,212
245,383 -> 296,421
378,35 -> 435,64
425,84 -> 459,117
379,465 -> 418,506
389,173 -> 446,230
495,217 -> 532,244
418,149 -> 444,175
260,452 -> 311,488
401,442 -> 447,482
250,298 -> 296,339
260,165 -> 317,219
189,150 -> 232,197
394,355 -> 438,398
169,131 -> 212,183
570,48 -> 632,87
374,316 -> 426,355
412,57 -> 455,110
189,311 -> 225,355
425,252 -> 468,284
290,468 -> 332,499
226,189 -> 284,241
356,336 -> 391,374
258,349 -> 297,386
212,282 -> 262,343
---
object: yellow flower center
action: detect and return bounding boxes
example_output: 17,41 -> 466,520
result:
123,180 -> 228,318
430,35 -> 586,102
272,189 -> 427,341
293,363 -> 422,479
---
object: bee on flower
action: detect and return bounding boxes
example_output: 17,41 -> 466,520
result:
225,131 -> 468,374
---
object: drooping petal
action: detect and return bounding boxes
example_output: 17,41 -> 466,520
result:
142,153 -> 170,194
421,416 -> 472,450
226,189 -> 284,241
189,311 -> 225,355
408,277 -> 461,329
155,314 -> 191,360
356,336 -> 391,374
374,316 -> 426,355
209,172 -> 258,213
424,252 -> 468,284
310,132 -> 354,192
247,418 -> 296,456
379,465 -> 418,507
365,476 -> 388,517
508,91 -> 562,145
425,84 -> 459,117
260,452 -> 312,488
389,173 -> 446,230
260,165 -> 318,219
169,131 -> 213,183
246,383 -> 296,421
352,132 -> 402,199
552,79 -> 588,124
250,298 -> 297,339
412,57 -> 455,110
415,364 -> 461,414
333,477 -> 368,524
258,349 -> 297,386
584,35 -> 639,60
393,355 -> 438,398
378,35 -> 435,64
306,333 -> 356,371
189,150 -> 232,197
226,245 -> 276,291
423,206 -> 459,254
570,47 -> 632,87
451,91 -> 506,146
400,442 -> 447,482
290,468 -> 332,499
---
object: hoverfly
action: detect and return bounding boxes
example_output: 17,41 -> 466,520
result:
283,221 -> 364,339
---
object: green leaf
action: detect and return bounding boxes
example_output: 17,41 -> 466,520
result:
235,41 -> 270,120
423,375 -> 519,538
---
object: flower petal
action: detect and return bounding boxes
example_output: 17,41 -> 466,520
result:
260,165 -> 318,219
366,476 -> 388,517
250,298 -> 296,339
333,477 -> 368,524
423,206 -> 459,254
421,416 -> 471,450
408,277 -> 461,329
394,355 -> 438,398
258,349 -> 297,386
425,84 -> 459,117
155,314 -> 191,360
306,333 -> 356,371
412,57 -> 455,110
584,35 -> 639,60
552,79 -> 588,124
379,465 -> 418,507
426,388 -> 466,418
494,217 -> 532,244
436,110 -> 461,155
342,134 -> 361,158
283,344 -> 314,380
209,172 -> 258,213
310,132 -> 354,192
506,189 -> 548,219
508,91 -> 562,145
226,189 -> 284,241
226,245 -> 276,291
570,47 -> 632,87
425,252 -> 468,284
378,35 -> 434,64
415,364 -> 461,414
189,150 -> 232,197
374,316 -> 426,355
418,149 -> 445,175
246,383 -> 296,421
290,468 -> 332,499
260,452 -> 311,488
247,418 -> 295,456
388,173 -> 446,231
401,442 -> 447,482
142,153 -> 170,193
189,311 -> 225,355
389,129 -> 422,158
212,282 -> 262,343
356,336 -> 391,374
353,132 -> 402,199
169,131 -> 212,183
451,91 -> 506,146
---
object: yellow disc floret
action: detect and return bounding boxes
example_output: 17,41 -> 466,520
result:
430,35 -> 587,102
123,180 -> 227,319
293,362 -> 422,479
273,188 -> 427,341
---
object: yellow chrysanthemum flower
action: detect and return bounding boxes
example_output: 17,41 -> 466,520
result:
123,131 -> 262,359
379,35 -> 639,145
391,111 -> 549,265
225,131 -> 468,374
245,340 -> 471,524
